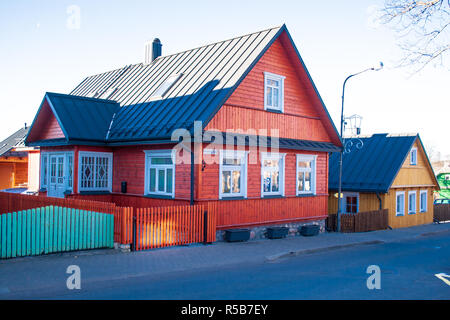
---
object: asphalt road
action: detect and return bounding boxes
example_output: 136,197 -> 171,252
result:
4,231 -> 449,300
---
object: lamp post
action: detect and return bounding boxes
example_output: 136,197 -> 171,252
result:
336,62 -> 383,232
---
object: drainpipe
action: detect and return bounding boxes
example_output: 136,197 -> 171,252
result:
190,139 -> 194,206
376,192 -> 382,210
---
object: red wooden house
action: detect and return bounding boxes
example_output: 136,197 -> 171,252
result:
25,25 -> 341,237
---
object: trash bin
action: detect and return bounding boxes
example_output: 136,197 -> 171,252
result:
299,225 -> 320,237
224,229 -> 250,242
266,227 -> 289,239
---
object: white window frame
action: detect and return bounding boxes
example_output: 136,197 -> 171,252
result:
296,154 -> 317,196
40,151 -> 74,192
419,190 -> 428,213
78,151 -> 113,192
342,192 -> 360,214
40,153 -> 49,189
264,72 -> 285,112
144,150 -> 176,198
396,191 -> 405,216
410,147 -> 417,165
408,191 -> 417,214
261,152 -> 285,197
219,150 -> 247,199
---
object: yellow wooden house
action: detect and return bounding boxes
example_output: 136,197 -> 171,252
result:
328,133 -> 439,229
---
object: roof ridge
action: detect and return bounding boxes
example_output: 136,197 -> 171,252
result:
73,25 -> 285,82
153,25 -> 284,62
47,92 -> 120,104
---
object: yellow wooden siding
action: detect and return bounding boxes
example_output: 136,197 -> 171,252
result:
391,139 -> 435,187
328,192 -> 383,214
385,187 -> 434,228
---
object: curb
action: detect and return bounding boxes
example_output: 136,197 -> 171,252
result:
265,240 -> 385,262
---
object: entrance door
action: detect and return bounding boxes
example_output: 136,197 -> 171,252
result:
48,155 -> 66,198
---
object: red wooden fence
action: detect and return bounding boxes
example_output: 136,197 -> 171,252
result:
0,192 -> 216,248
205,195 -> 328,230
135,202 -> 217,250
0,192 -> 116,215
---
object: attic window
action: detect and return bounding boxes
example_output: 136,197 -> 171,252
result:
410,148 -> 417,165
151,74 -> 182,98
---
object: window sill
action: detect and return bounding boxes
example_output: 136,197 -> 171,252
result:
219,196 -> 246,201
144,194 -> 174,200
296,193 -> 316,198
261,195 -> 284,199
264,108 -> 283,114
79,191 -> 111,195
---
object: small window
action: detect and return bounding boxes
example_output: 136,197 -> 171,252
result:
396,192 -> 405,216
152,74 -> 182,98
264,72 -> 285,112
145,150 -> 175,197
420,190 -> 427,213
296,154 -> 316,195
408,191 -> 417,214
343,192 -> 359,214
261,153 -> 285,197
40,153 -> 49,189
79,152 -> 113,192
219,150 -> 247,199
410,148 -> 417,165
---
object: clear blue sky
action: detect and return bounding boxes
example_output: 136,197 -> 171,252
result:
0,0 -> 448,158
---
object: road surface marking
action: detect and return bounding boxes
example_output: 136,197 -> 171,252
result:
435,273 -> 450,286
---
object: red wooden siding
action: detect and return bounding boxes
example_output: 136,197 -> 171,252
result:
27,100 -> 65,142
205,37 -> 332,143
198,145 -> 328,200
204,195 -> 328,229
112,145 -> 190,200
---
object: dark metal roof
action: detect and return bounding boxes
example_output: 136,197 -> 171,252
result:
35,93 -> 120,143
0,127 -> 30,157
328,133 -> 420,193
70,26 -> 284,142
203,131 -> 341,153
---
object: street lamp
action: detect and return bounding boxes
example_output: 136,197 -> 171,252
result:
336,62 -> 383,232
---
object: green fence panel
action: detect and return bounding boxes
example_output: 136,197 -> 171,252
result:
11,212 -> 17,258
40,208 -> 45,255
74,209 -> 79,251
26,210 -> 31,256
22,210 -> 26,256
6,213 -> 12,258
31,209 -> 36,256
1,206 -> 114,259
1,214 -> 6,258
16,211 -> 22,257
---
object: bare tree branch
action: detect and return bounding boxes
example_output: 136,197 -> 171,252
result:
379,0 -> 450,73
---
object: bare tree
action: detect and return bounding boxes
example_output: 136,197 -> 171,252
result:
380,0 -> 450,72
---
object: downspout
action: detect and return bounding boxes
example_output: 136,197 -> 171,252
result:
190,139 -> 195,206
376,192 -> 382,210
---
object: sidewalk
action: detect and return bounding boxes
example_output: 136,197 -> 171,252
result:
1,222 -> 449,297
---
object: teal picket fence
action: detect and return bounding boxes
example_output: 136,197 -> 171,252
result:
0,206 -> 114,259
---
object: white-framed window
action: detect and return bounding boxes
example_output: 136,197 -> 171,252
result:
342,192 -> 360,214
40,153 -> 49,189
408,191 -> 417,214
40,152 -> 74,192
420,190 -> 428,213
144,150 -> 176,198
261,152 -> 285,197
396,191 -> 405,216
410,148 -> 417,165
78,151 -> 113,192
151,73 -> 182,99
219,150 -> 247,199
296,154 -> 317,195
264,72 -> 285,112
